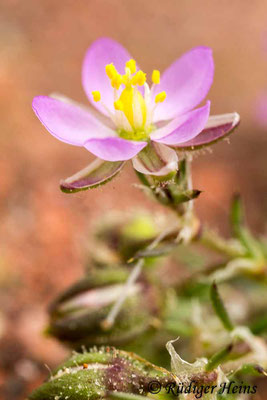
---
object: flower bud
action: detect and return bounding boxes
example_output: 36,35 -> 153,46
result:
47,267 -> 163,349
93,212 -> 160,264
28,347 -> 173,400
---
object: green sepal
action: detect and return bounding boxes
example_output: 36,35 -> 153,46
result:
60,159 -> 125,193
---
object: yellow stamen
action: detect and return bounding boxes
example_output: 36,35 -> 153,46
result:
155,91 -> 167,103
152,70 -> 160,85
114,99 -> 124,111
131,70 -> 146,86
105,63 -> 117,79
111,73 -> 123,90
92,90 -> 101,102
125,59 -> 136,74
101,61 -> 167,135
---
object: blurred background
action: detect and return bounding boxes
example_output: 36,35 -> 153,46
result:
0,0 -> 266,399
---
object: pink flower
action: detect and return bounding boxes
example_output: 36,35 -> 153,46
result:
32,38 -> 240,190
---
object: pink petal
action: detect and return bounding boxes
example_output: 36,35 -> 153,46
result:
132,142 -> 178,176
153,47 -> 214,122
82,37 -> 134,116
32,96 -> 115,146
84,137 -> 147,162
175,112 -> 240,150
151,102 -> 210,146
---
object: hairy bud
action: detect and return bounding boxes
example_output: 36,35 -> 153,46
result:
47,268 -> 163,349
29,347 -> 173,400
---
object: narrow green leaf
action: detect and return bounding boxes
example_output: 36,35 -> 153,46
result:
131,243 -> 176,260
230,195 -> 263,259
176,159 -> 187,186
234,363 -> 267,377
210,282 -> 234,331
230,194 -> 244,237
134,170 -> 151,187
205,344 -> 233,371
250,314 -> 267,335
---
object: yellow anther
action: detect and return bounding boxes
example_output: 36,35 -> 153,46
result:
125,59 -> 136,74
114,99 -> 124,111
155,91 -> 167,103
92,90 -> 101,102
152,70 -> 160,85
131,70 -> 146,86
105,63 -> 117,79
111,73 -> 123,90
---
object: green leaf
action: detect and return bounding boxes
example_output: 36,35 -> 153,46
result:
250,314 -> 267,335
230,194 -> 244,237
210,282 -> 234,331
176,159 -> 187,186
230,195 -> 263,259
60,159 -> 125,193
205,344 -> 233,371
131,243 -> 176,260
134,170 -> 151,187
235,363 -> 267,377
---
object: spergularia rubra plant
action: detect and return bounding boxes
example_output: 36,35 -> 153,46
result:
29,38 -> 267,400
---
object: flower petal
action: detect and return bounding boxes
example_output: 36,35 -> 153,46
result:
175,112 -> 240,150
84,137 -> 147,162
153,47 -> 214,122
82,37 -> 134,116
132,142 -> 178,176
60,158 -> 125,193
151,102 -> 210,145
32,96 -> 115,146
49,92 -> 116,129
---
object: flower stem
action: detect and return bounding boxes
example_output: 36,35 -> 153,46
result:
101,228 -> 173,329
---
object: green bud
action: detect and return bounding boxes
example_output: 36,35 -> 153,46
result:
47,268 -> 163,349
94,213 -> 159,264
28,347 -> 173,400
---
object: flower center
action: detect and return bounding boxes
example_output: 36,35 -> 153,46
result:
92,59 -> 167,141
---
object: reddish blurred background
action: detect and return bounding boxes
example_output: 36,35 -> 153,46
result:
0,1 -> 266,399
